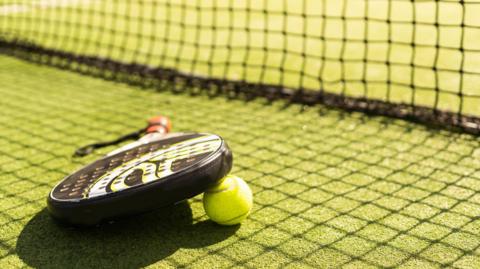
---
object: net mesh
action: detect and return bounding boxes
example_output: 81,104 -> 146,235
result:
0,0 -> 479,134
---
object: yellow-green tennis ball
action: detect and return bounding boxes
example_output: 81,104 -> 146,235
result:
203,175 -> 253,225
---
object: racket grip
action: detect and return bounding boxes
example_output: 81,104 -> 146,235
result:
105,116 -> 172,156
73,115 -> 172,157
146,116 -> 172,133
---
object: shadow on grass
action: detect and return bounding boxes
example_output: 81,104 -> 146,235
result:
16,202 -> 238,268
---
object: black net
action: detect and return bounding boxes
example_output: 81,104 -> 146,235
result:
1,0 -> 480,134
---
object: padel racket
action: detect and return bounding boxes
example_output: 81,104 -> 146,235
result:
47,117 -> 232,226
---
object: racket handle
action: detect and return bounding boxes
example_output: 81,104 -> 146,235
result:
73,115 -> 172,157
147,115 -> 172,130
105,116 -> 172,156
145,115 -> 172,134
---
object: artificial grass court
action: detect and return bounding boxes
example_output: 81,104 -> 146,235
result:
0,54 -> 479,268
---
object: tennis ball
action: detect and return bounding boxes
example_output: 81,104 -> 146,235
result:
203,175 -> 253,225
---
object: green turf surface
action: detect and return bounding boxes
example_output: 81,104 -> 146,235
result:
1,55 -> 480,268
1,0 -> 479,115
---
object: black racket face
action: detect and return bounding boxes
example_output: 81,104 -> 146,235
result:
50,133 -> 225,202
